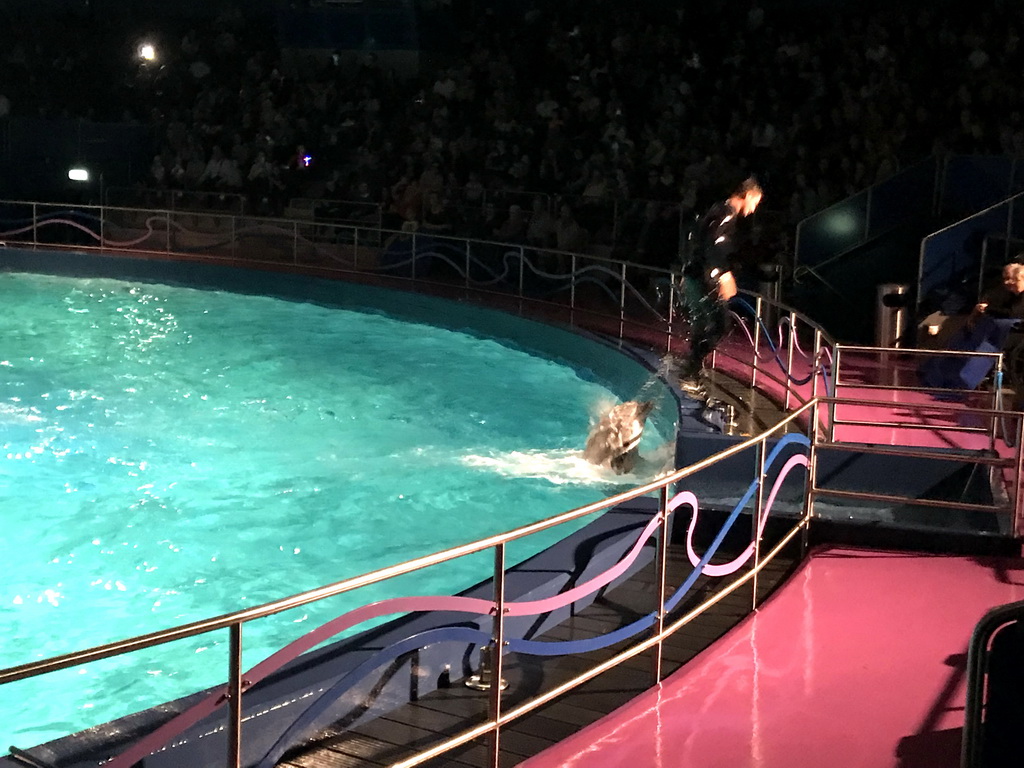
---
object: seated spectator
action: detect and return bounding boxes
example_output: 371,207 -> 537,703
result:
390,173 -> 422,225
421,191 -> 453,234
971,261 -> 1024,326
198,145 -> 230,189
419,159 -> 445,196
921,262 -> 1024,391
150,155 -> 168,188
554,205 -> 588,253
526,196 -> 556,248
493,203 -> 527,243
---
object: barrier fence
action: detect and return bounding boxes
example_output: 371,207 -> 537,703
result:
1,200 -> 1022,767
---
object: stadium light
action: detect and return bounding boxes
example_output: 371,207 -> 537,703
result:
68,167 -> 90,182
138,43 -> 157,63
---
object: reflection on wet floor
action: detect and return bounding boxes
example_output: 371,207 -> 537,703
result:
703,368 -> 804,437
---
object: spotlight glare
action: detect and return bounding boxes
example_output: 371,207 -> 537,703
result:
68,168 -> 90,182
139,43 -> 156,62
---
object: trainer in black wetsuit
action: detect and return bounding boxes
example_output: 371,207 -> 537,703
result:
677,178 -> 763,391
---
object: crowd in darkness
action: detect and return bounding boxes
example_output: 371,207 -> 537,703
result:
0,0 -> 1022,273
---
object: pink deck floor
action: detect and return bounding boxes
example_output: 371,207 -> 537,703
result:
519,546 -> 1024,768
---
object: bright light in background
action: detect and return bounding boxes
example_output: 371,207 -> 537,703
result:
138,43 -> 156,62
68,168 -> 90,182
824,210 -> 862,237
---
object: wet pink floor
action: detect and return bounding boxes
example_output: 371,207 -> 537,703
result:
519,546 -> 1024,768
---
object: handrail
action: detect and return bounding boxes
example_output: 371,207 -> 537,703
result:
0,401 -> 814,688
2,199 -> 1022,768
918,189 -> 1024,312
390,508 -> 812,768
818,442 -> 1014,466
0,197 -> 678,279
962,599 -> 1024,767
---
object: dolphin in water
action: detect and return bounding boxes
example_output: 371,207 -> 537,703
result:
582,400 -> 655,474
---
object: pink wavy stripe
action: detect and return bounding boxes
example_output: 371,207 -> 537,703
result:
100,216 -> 179,248
105,511 -> 665,768
103,595 -> 490,768
0,217 -> 168,249
683,453 -> 809,576
506,510 -> 663,615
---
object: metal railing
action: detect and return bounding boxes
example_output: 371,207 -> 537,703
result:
1,404 -> 815,768
98,183 -> 793,268
918,190 -> 1024,313
2,199 -> 1024,767
0,198 -> 807,359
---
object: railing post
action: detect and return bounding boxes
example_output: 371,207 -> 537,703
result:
518,245 -> 525,300
465,241 -> 471,289
32,202 -> 37,246
411,230 -> 418,282
990,354 -> 1005,452
619,262 -> 627,343
488,542 -> 507,768
292,221 -> 298,265
570,254 -> 577,327
803,400 -> 821,555
227,623 -> 244,768
811,329 -> 822,401
667,273 -> 677,355
784,310 -> 797,410
751,295 -> 763,390
652,486 -> 670,685
230,215 -> 236,260
830,346 -> 842,442
354,226 -> 360,270
752,440 -> 767,610
99,202 -> 105,251
1015,414 -> 1024,541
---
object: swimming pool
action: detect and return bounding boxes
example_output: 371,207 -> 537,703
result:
0,265 -> 675,748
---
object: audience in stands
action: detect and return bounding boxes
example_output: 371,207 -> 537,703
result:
0,0 -> 1021,277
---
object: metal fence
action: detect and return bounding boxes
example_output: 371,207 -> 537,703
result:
1,199 -> 1022,767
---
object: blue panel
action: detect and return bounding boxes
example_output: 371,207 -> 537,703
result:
919,207 -> 1007,307
868,158 -> 936,237
942,156 -> 1014,218
797,192 -> 868,269
1010,197 -> 1024,245
1011,159 -> 1024,196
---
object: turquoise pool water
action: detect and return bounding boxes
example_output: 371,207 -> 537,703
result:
0,271 -> 672,748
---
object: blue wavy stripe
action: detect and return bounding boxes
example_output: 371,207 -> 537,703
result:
254,625 -> 490,768
508,614 -> 657,656
510,433 -> 810,656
